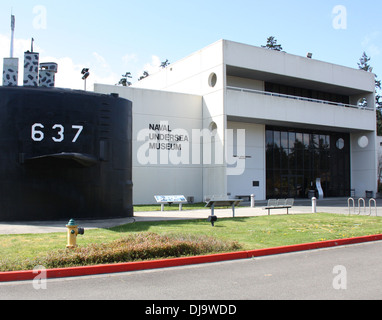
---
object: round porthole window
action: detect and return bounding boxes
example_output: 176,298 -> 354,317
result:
336,138 -> 344,150
208,73 -> 217,87
358,136 -> 369,148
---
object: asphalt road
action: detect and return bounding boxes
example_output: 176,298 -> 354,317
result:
1,241 -> 382,301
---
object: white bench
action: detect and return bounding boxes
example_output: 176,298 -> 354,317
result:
263,199 -> 294,215
154,195 -> 188,211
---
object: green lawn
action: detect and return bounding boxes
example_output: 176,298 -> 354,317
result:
133,202 -> 210,212
111,213 -> 382,250
1,213 -> 382,271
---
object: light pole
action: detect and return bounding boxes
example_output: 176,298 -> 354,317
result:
81,68 -> 90,91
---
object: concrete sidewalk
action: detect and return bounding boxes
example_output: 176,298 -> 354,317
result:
0,198 -> 380,235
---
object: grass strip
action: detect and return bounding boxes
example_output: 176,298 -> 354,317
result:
1,213 -> 381,272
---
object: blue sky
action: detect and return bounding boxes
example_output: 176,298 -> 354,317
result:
0,0 -> 381,90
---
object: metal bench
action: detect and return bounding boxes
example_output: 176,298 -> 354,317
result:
263,199 -> 294,215
205,199 -> 243,226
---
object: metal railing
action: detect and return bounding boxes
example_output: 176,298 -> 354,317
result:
226,86 -> 374,111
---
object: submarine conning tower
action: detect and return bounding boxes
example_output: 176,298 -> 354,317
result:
3,41 -> 58,88
1,33 -> 133,221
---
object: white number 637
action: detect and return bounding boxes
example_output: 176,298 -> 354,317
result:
32,123 -> 83,143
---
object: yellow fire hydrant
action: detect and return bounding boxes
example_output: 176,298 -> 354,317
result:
66,219 -> 85,248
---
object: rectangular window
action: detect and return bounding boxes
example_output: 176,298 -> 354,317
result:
265,126 -> 350,199
264,82 -> 350,105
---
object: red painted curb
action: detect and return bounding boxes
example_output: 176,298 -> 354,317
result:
1,234 -> 382,282
246,234 -> 382,258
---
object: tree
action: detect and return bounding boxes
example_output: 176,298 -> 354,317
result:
261,36 -> 283,51
138,71 -> 149,81
358,52 -> 381,107
377,109 -> 382,136
357,52 -> 382,134
358,52 -> 372,71
160,59 -> 170,68
117,72 -> 132,87
376,78 -> 382,110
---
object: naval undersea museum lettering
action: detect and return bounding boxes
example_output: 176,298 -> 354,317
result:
137,121 -> 246,176
148,123 -> 188,151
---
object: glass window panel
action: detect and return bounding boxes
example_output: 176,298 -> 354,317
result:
312,134 -> 319,149
296,133 -> 303,146
289,150 -> 296,171
266,130 -> 273,149
266,143 -> 274,169
319,135 -> 326,149
288,86 -> 295,96
303,134 -> 310,148
274,174 -> 281,194
281,149 -> 288,170
280,85 -> 288,95
296,150 -> 303,167
266,171 -> 274,198
289,132 -> 296,150
274,131 -> 281,148
281,132 -> 288,149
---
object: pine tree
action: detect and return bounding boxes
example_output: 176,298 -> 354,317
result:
261,36 -> 283,51
358,52 -> 372,71
358,52 -> 382,134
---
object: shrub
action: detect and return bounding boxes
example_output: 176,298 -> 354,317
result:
0,233 -> 241,271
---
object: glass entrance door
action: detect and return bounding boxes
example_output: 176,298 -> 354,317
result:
280,175 -> 304,198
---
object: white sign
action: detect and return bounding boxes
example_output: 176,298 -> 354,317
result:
154,195 -> 187,203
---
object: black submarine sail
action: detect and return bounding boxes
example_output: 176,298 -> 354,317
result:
0,18 -> 133,221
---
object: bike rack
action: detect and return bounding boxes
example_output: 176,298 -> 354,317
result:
358,198 -> 366,215
348,198 -> 355,215
369,198 -> 377,216
348,197 -> 377,216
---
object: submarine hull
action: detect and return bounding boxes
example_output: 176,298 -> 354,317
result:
0,86 -> 133,221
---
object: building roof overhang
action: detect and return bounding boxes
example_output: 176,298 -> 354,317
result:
226,65 -> 373,96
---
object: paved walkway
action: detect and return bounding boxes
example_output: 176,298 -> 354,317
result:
0,198 -> 380,235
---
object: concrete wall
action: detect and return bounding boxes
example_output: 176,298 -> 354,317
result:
227,121 -> 266,200
351,131 -> 378,198
134,40 -> 228,200
223,40 -> 375,93
226,88 -> 376,132
134,40 -> 224,96
94,84 -> 203,205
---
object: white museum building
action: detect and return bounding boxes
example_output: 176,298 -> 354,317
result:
94,39 -> 377,205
